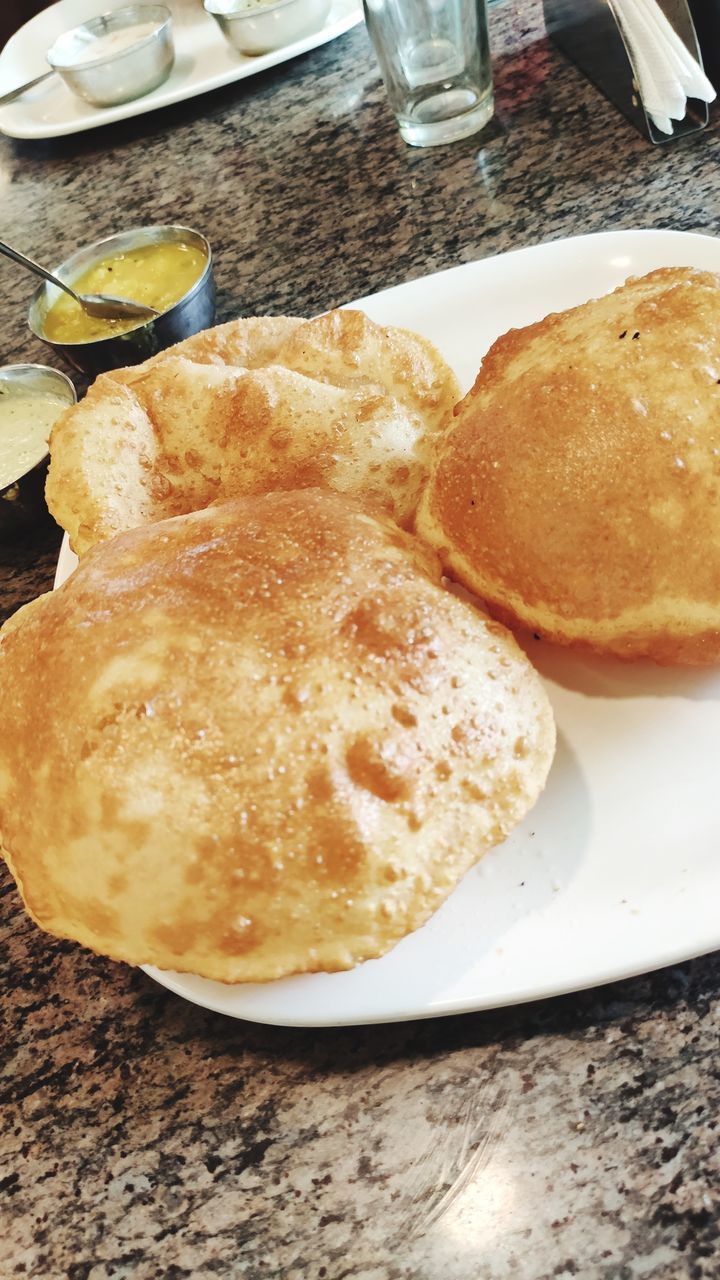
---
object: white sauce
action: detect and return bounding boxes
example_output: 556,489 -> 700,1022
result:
0,393 -> 67,490
69,21 -> 160,66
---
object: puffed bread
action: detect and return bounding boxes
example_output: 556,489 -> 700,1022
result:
417,267 -> 720,663
0,489 -> 555,982
46,309 -> 460,556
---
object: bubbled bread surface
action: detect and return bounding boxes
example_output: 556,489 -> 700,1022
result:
0,490 -> 554,982
46,310 -> 460,556
417,267 -> 720,663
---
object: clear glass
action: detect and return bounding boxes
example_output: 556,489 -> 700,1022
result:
363,0 -> 494,147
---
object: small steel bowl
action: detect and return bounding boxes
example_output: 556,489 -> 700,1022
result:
47,4 -> 175,108
0,364 -> 76,538
204,0 -> 331,56
28,224 -> 215,378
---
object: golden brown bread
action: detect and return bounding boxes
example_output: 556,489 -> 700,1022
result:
0,489 -> 555,982
46,309 -> 460,556
417,266 -> 720,664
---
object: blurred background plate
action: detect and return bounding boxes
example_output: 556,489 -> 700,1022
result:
0,0 -> 362,139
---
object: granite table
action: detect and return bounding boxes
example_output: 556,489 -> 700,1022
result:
2,2 -> 720,1276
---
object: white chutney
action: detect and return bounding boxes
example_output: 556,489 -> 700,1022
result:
0,392 -> 67,491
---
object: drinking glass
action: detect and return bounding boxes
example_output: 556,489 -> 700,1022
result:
364,0 -> 494,146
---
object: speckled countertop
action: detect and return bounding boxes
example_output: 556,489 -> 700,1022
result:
2,3 -> 720,1277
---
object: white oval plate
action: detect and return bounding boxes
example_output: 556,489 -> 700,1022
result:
0,0 -> 362,140
54,227 -> 720,1025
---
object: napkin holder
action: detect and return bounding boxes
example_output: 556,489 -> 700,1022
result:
542,0 -> 711,144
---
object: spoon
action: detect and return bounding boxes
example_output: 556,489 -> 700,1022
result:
0,71 -> 56,107
0,239 -> 160,323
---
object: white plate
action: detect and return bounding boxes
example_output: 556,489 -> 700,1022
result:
54,228 -> 720,1026
0,0 -> 362,139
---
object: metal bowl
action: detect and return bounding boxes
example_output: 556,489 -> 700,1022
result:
28,224 -> 215,378
0,364 -> 76,538
47,4 -> 175,108
204,0 -> 331,56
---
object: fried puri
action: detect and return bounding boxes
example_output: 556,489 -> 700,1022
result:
45,309 -> 460,556
0,490 -> 555,982
417,267 -> 720,663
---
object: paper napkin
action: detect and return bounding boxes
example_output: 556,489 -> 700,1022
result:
608,0 -> 716,133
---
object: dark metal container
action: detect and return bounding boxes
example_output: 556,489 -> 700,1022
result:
28,224 -> 215,377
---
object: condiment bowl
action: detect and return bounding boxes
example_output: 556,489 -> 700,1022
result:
47,4 -> 175,108
0,364 -> 76,538
204,0 -> 331,57
28,224 -> 215,377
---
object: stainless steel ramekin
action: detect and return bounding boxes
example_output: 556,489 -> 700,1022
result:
204,0 -> 331,57
47,4 -> 175,108
28,224 -> 215,377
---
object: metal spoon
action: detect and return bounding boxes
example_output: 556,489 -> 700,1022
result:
0,71 -> 56,107
0,239 -> 159,323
